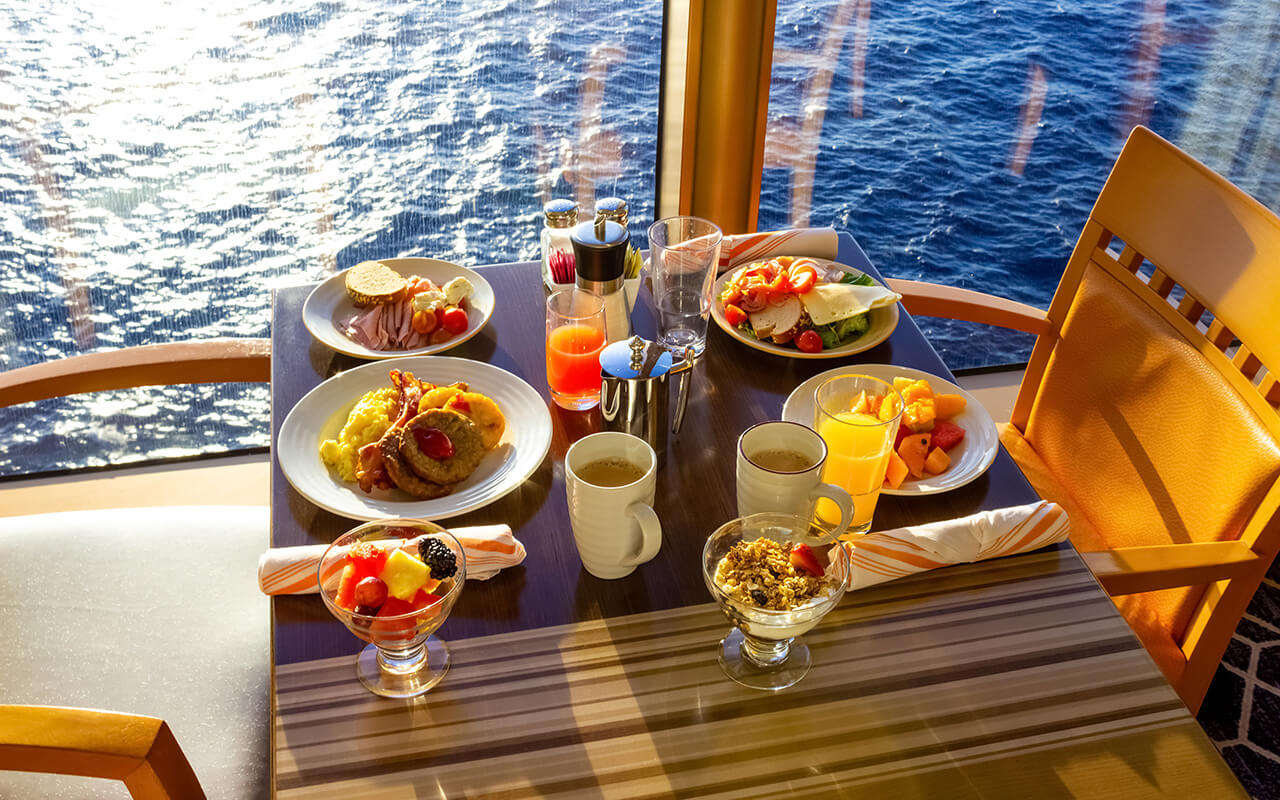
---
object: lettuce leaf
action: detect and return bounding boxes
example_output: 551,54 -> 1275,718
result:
813,312 -> 870,349
838,271 -> 877,286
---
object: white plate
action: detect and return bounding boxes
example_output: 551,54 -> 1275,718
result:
781,364 -> 998,495
278,356 -> 551,521
710,257 -> 899,359
303,258 -> 496,359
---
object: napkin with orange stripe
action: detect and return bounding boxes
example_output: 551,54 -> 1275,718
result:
843,501 -> 1069,590
257,525 -> 525,595
716,227 -> 840,274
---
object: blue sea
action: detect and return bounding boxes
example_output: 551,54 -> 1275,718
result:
1,0 -> 1277,477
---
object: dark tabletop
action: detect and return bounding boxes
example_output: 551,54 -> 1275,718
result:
270,235 -> 1040,665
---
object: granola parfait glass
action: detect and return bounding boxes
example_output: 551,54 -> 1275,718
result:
702,512 -> 849,691
318,519 -> 466,698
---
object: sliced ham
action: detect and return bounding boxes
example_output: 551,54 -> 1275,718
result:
748,295 -> 803,338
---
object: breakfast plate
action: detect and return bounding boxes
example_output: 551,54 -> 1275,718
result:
278,356 -> 551,521
781,364 -> 998,495
303,258 -> 496,360
710,257 -> 899,359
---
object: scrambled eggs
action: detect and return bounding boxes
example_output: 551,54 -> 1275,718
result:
319,387 -> 398,482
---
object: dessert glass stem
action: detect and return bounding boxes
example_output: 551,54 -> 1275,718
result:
377,643 -> 428,675
740,632 -> 792,667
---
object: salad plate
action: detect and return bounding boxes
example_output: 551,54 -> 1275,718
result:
781,364 -> 998,495
278,356 -> 551,521
303,258 -> 495,360
710,257 -> 899,359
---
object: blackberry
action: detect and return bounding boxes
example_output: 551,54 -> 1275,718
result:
749,589 -> 769,607
418,536 -> 458,579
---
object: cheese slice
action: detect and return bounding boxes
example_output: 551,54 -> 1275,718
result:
799,282 -> 902,326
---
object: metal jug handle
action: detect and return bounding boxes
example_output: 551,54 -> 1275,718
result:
670,346 -> 696,434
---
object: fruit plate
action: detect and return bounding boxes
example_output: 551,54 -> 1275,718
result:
709,257 -> 899,359
781,364 -> 998,496
303,258 -> 496,360
278,356 -> 551,521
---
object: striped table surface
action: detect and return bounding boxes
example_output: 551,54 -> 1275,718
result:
274,547 -> 1244,798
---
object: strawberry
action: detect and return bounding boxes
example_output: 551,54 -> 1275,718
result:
789,543 -> 825,577
931,420 -> 966,452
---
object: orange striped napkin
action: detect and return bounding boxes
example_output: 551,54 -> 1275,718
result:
843,501 -> 1069,590
716,227 -> 840,274
257,525 -> 524,595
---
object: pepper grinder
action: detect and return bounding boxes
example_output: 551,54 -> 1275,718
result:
571,217 -> 631,343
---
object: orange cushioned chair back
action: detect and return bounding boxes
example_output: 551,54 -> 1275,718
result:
1011,127 -> 1280,699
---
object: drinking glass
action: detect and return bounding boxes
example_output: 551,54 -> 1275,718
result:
702,513 -> 848,691
546,289 -> 607,410
647,215 -> 723,355
318,519 -> 466,698
813,375 -> 903,536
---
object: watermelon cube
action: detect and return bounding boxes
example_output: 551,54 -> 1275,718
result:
931,421 -> 966,452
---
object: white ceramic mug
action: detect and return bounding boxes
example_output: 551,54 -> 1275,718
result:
565,432 -> 662,579
736,421 -> 854,538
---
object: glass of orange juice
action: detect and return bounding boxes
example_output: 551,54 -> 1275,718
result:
546,289 -> 607,410
813,375 -> 903,536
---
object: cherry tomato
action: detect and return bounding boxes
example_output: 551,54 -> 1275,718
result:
411,310 -> 437,335
429,327 -> 453,344
723,303 -> 747,327
441,306 -> 469,335
796,330 -> 823,353
788,266 -> 817,294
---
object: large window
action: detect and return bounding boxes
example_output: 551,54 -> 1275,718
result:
762,0 -> 1280,369
0,0 -> 661,477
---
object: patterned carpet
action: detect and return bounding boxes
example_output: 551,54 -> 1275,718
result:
1197,556 -> 1280,800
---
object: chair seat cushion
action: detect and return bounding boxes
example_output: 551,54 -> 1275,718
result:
0,506 -> 269,799
999,423 -> 1189,686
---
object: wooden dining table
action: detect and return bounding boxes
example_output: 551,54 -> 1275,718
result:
268,235 -> 1244,798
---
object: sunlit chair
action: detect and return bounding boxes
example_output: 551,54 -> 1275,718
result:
0,705 -> 204,799
888,126 -> 1280,713
0,338 -> 271,798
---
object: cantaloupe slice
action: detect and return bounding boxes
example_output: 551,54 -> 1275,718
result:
898,433 -> 931,478
935,393 -> 966,419
884,450 -> 910,489
901,379 -> 934,403
924,446 -> 950,475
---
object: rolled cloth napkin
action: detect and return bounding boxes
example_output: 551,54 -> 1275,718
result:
257,524 -> 524,595
716,227 -> 840,273
842,501 -> 1069,591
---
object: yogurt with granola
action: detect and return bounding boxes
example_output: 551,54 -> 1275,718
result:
713,538 -> 836,639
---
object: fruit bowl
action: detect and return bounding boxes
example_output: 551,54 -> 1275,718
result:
702,512 -> 848,691
318,519 -> 466,698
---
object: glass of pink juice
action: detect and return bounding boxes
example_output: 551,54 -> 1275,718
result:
546,290 -> 607,410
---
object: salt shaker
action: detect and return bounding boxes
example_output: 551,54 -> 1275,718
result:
541,199 -> 578,291
571,218 -> 631,343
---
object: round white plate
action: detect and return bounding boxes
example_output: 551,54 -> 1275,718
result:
710,257 -> 899,359
781,364 -> 998,495
303,258 -> 496,359
278,356 -> 551,521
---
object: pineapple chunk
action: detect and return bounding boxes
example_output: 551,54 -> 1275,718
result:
900,379 -> 934,403
878,392 -> 902,422
904,398 -> 937,432
379,549 -> 431,602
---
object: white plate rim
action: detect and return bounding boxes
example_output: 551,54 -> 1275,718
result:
709,257 -> 900,359
278,356 -> 551,521
302,258 -> 496,359
781,363 -> 999,495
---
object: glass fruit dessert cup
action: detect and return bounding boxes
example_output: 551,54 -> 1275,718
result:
813,375 -> 903,536
318,518 -> 466,698
702,512 -> 848,691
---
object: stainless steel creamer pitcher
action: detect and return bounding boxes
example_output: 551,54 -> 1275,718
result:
599,336 -> 695,467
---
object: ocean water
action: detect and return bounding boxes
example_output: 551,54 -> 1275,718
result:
1,0 -> 1277,477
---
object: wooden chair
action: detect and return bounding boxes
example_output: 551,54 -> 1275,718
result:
887,125 -> 1280,713
0,705 -> 205,799
0,338 -> 272,797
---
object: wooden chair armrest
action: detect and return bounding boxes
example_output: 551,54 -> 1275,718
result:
0,339 -> 270,408
885,279 -> 1051,336
0,705 -> 205,799
1080,541 -> 1264,596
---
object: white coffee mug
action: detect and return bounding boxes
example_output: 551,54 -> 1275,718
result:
565,432 -> 662,579
736,421 -> 854,538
